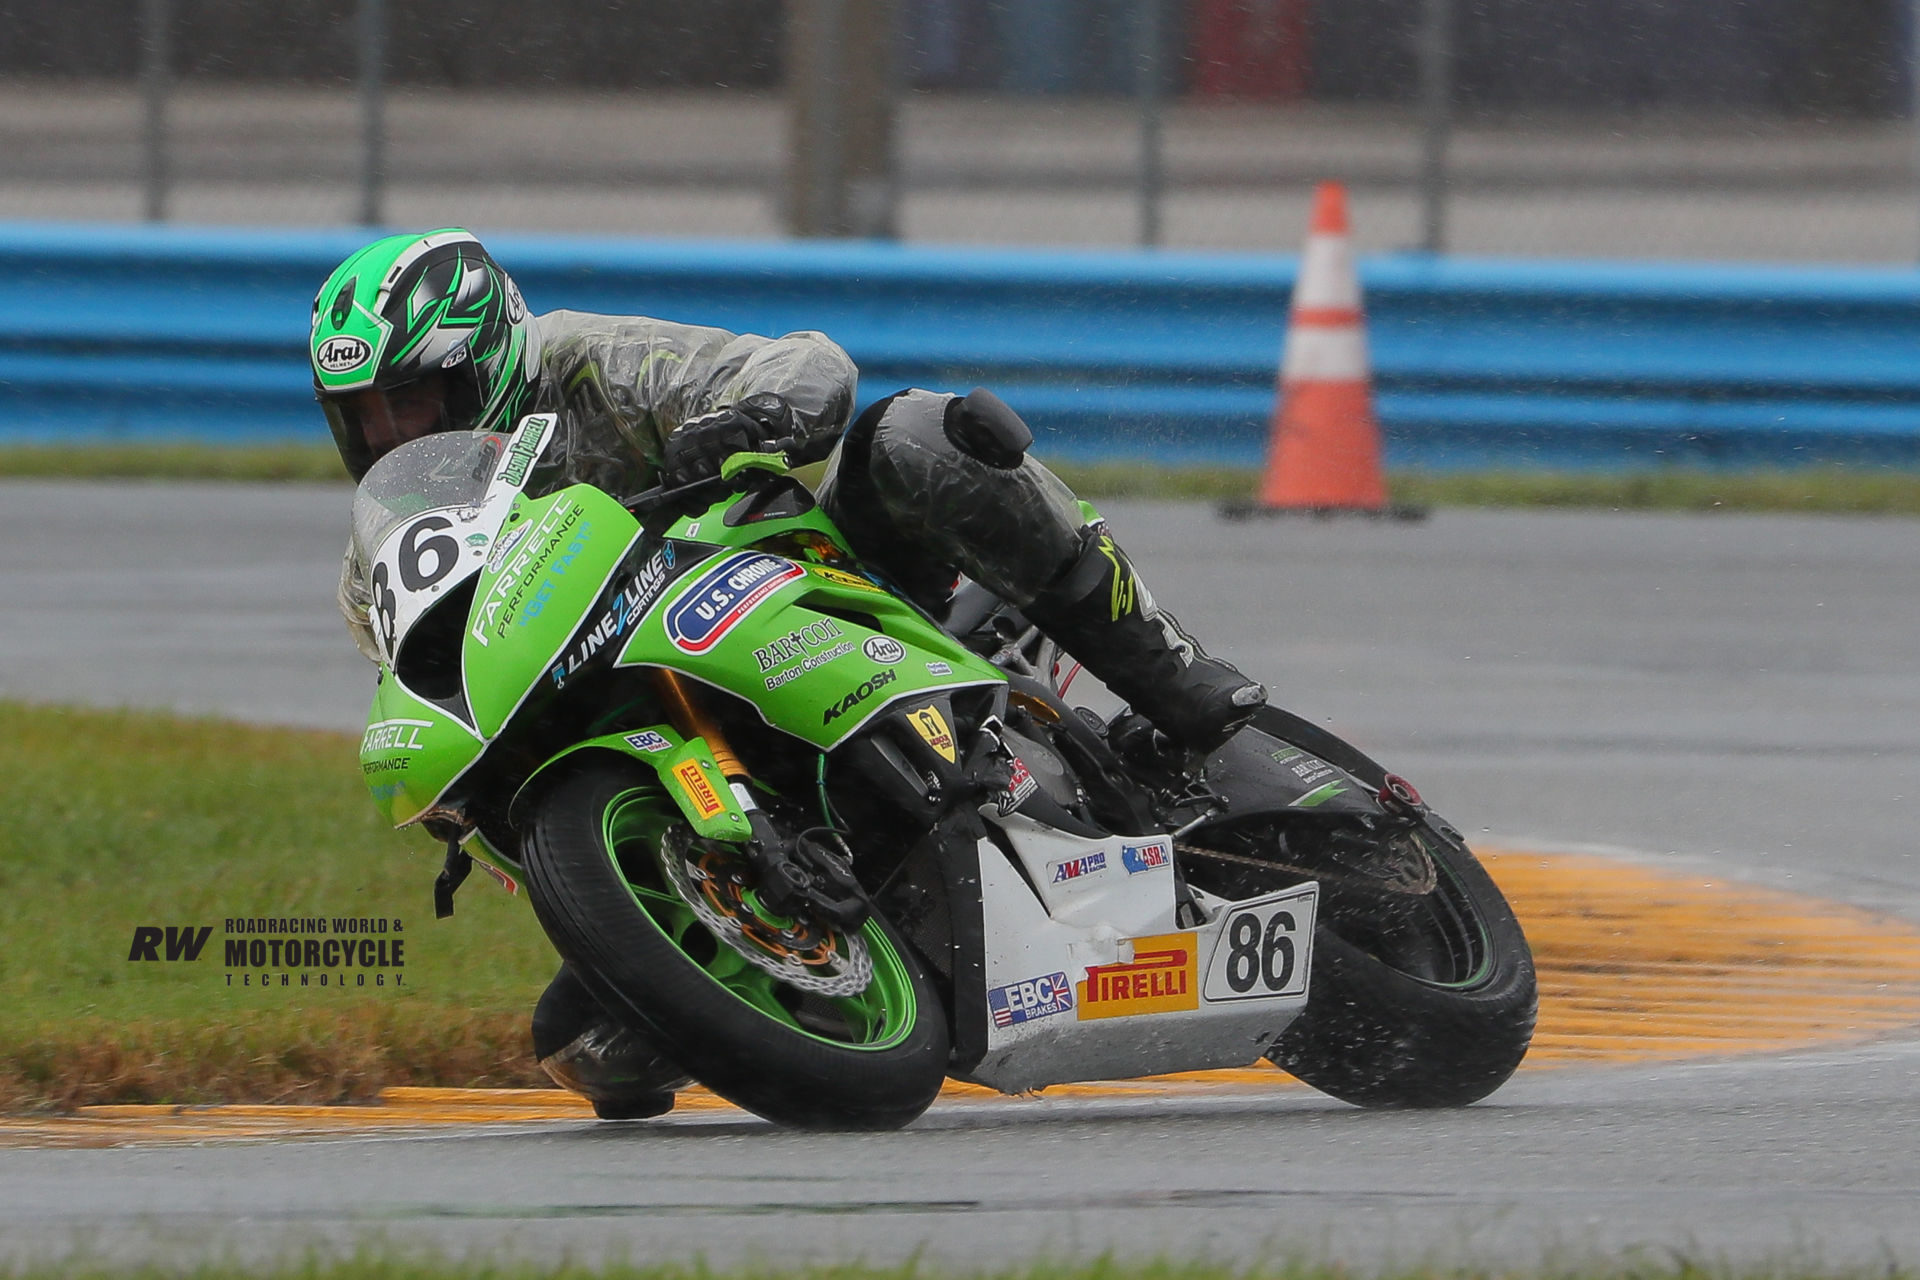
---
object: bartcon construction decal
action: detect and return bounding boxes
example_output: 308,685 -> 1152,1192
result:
127,916 -> 407,989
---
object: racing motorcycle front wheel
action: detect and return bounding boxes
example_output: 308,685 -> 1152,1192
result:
519,758 -> 949,1130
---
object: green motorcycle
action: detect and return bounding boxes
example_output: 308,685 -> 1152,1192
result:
354,415 -> 1536,1130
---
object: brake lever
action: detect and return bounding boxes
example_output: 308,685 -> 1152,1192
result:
626,437 -> 802,536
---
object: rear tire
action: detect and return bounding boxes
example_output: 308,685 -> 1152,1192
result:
520,759 -> 949,1130
1244,708 -> 1536,1108
1264,820 -> 1536,1108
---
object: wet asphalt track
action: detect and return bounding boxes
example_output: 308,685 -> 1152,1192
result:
2,480 -> 1919,1268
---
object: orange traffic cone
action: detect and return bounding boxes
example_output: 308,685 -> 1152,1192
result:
1225,181 -> 1418,519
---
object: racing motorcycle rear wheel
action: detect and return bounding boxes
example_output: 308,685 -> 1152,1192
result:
520,758 -> 949,1130
1241,709 -> 1537,1108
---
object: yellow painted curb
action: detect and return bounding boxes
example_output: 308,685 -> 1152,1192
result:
7,848 -> 1920,1147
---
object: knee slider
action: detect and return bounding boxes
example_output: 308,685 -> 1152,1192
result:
943,388 -> 1033,470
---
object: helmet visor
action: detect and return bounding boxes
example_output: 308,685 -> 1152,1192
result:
321,372 -> 457,479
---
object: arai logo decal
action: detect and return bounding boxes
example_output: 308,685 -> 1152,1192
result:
862,635 -> 904,665
316,334 -> 372,374
664,552 -> 806,654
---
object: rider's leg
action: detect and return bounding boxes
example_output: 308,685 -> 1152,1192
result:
531,964 -> 689,1119
817,387 -> 1266,755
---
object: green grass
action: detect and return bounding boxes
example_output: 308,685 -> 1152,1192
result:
0,702 -> 557,1112
8,443 -> 1920,514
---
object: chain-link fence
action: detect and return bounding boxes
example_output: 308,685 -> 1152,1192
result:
3,0 -> 1916,262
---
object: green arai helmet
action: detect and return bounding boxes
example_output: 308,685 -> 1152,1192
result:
310,229 -> 544,480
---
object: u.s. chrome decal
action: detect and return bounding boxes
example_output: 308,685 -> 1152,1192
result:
664,552 -> 806,654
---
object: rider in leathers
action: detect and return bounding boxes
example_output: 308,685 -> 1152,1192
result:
314,229 -> 1267,1118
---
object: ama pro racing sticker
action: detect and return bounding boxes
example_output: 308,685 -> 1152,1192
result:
988,971 -> 1074,1028
665,552 -> 806,655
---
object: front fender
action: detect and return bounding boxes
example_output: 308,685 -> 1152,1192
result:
506,727 -> 752,842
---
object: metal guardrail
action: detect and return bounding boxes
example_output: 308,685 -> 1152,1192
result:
5,222 -> 1920,469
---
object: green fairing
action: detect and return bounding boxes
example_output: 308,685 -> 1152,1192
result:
359,450 -> 1001,832
464,485 -> 635,740
359,677 -> 481,828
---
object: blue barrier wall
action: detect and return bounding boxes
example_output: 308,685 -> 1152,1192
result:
5,221 -> 1920,470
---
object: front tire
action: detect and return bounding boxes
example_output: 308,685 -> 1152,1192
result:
520,759 -> 949,1130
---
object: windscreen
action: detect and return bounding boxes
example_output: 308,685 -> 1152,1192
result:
350,431 -> 507,575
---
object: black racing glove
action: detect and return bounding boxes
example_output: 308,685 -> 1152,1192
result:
661,396 -> 793,489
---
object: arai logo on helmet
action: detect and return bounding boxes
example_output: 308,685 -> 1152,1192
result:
316,335 -> 372,374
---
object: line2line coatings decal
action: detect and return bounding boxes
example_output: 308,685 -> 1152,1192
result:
1075,933 -> 1199,1020
988,972 -> 1074,1027
665,552 -> 806,655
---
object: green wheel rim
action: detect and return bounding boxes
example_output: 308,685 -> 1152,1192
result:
601,786 -> 920,1051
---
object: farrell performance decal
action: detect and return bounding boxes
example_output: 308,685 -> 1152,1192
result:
666,552 -> 806,655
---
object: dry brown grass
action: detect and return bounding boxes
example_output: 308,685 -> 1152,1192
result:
0,1006 -> 545,1113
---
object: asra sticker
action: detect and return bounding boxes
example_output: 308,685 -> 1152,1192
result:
316,334 -> 372,374
907,704 -> 956,762
665,552 -> 806,654
988,972 -> 1074,1028
1049,851 -> 1107,884
822,667 -> 897,725
1075,933 -> 1199,1020
1121,839 -> 1171,875
671,759 -> 727,820
622,731 -> 673,753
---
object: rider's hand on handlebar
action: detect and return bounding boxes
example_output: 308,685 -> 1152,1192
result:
661,395 -> 794,489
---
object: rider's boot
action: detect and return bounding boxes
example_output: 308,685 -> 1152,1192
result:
1022,526 -> 1268,757
532,965 -> 689,1120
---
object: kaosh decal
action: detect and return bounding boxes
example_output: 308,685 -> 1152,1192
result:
316,334 -> 372,374
822,667 -> 897,725
622,730 -> 673,753
988,971 -> 1074,1028
1121,839 -> 1171,875
1049,850 -> 1107,884
666,552 -> 806,655
995,756 -> 1038,815
671,759 -> 727,821
862,635 -> 904,665
907,704 -> 956,762
547,547 -> 683,689
1076,933 -> 1199,1020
